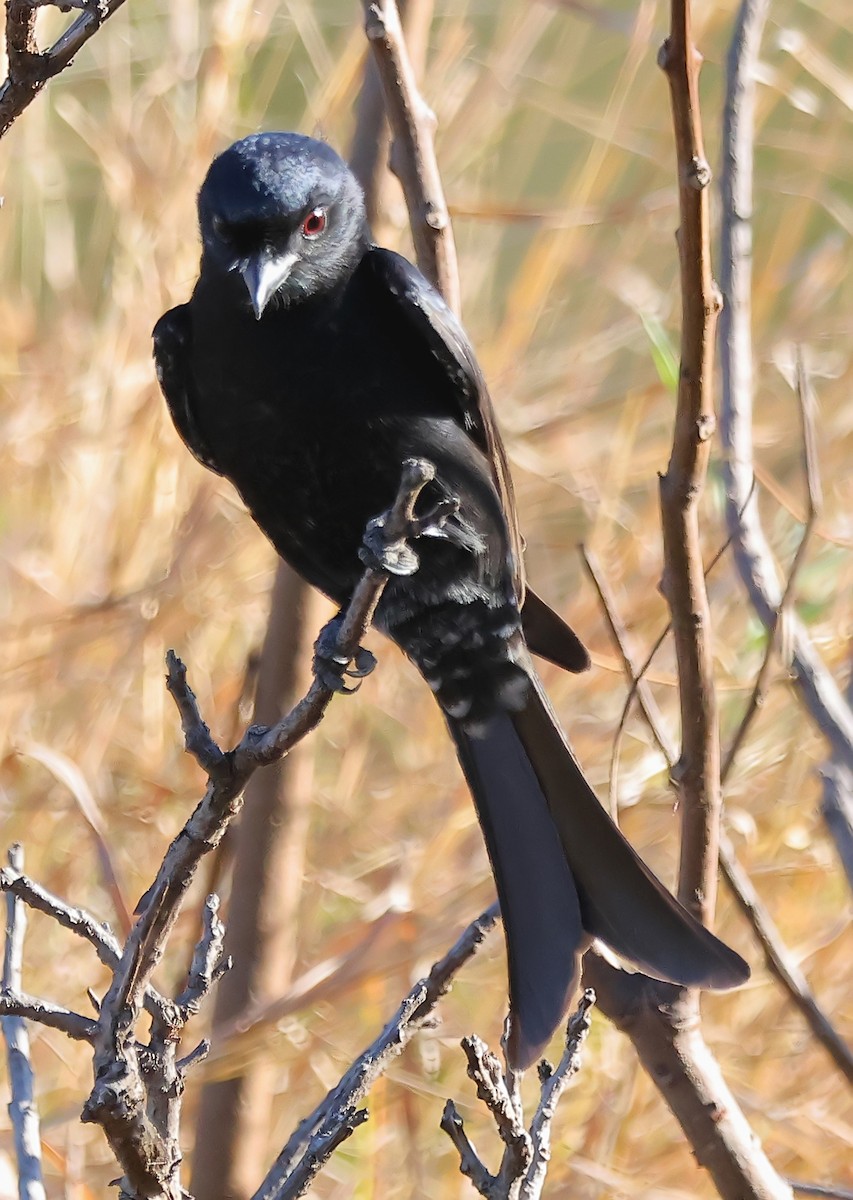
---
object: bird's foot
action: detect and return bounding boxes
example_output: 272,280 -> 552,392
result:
313,615 -> 377,694
359,494 -> 460,577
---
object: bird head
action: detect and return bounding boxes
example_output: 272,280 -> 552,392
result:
197,132 -> 368,318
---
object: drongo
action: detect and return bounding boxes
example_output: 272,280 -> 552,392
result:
154,132 -> 748,1067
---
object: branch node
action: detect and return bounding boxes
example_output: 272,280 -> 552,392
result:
686,155 -> 712,189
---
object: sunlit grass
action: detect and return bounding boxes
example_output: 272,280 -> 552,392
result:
1,0 -> 851,1194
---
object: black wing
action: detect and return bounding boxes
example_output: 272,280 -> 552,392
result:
153,304 -> 224,476
364,248 -> 521,566
366,247 -> 589,674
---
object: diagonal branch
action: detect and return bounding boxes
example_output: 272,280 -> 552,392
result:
0,0 -> 129,138
584,544 -> 853,1087
720,357 -> 821,782
718,0 -> 853,775
254,903 -> 500,1200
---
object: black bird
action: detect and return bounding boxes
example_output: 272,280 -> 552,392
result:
154,132 -> 748,1067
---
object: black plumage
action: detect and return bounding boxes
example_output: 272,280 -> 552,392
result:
154,132 -> 748,1067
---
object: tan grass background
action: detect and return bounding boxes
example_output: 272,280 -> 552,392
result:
0,0 -> 851,1195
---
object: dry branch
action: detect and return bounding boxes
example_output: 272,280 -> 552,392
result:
657,0 -> 723,926
574,6 -> 795,1198
718,0 -> 853,776
720,357 -> 821,782
1,460 -> 461,1199
254,903 -> 500,1200
583,545 -> 853,1087
0,0 -> 128,138
440,991 -> 594,1200
361,0 -> 460,312
586,957 -> 792,1200
1,845 -> 47,1200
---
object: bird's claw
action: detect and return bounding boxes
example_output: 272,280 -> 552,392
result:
313,618 -> 377,695
359,494 -> 460,576
359,517 -> 421,576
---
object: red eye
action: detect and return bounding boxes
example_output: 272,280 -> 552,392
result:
301,208 -> 327,239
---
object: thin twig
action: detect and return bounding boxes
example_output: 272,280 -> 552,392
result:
0,992 -> 97,1042
0,0 -> 128,138
0,864 -> 174,1025
580,545 -> 674,816
174,894 -> 229,1022
1,845 -> 47,1200
361,0 -> 460,313
523,989 -> 595,1199
439,991 -> 596,1200
52,458 -> 439,1200
606,520 -> 742,807
254,904 -> 500,1200
717,835 -> 853,1084
585,536 -> 853,1086
440,1100 -> 495,1196
657,0 -> 724,925
721,355 -> 822,783
461,1036 -> 532,1183
718,0 -> 853,774
788,1184 -> 853,1200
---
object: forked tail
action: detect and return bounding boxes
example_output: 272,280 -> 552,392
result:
449,673 -> 749,1067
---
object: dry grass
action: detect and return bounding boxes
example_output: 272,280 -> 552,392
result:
1,0 -> 851,1195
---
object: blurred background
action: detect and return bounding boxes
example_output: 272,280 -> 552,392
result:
0,0 -> 851,1195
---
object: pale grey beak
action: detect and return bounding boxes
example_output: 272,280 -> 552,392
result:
241,251 -> 297,319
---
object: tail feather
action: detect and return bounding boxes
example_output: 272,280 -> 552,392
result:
512,675 -> 750,991
449,716 -> 586,1068
448,672 -> 749,1069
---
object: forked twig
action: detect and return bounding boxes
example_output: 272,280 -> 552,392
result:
2,461 -> 459,1200
440,991 -> 595,1200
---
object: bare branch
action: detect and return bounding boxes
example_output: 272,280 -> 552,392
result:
99,459 -> 438,1073
580,545 -> 674,817
718,0 -> 853,774
0,0 -> 128,139
440,991 -> 595,1199
584,551 -> 853,1087
524,990 -> 595,1197
721,355 -> 822,782
789,1184 -> 853,1200
0,863 -> 174,1026
1,845 -> 47,1200
272,1109 -> 369,1200
0,992 -> 97,1042
462,1036 -> 532,1182
254,903 -> 499,1200
361,0 -> 460,312
440,1101 -> 495,1196
174,894 -> 229,1023
657,0 -> 724,925
820,761 -> 853,891
586,955 -> 792,1200
718,835 -> 853,1084
0,459 -> 449,1200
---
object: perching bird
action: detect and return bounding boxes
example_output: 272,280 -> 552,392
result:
154,132 -> 748,1067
